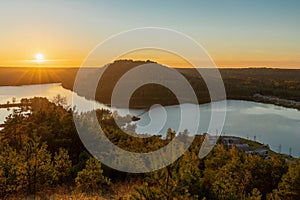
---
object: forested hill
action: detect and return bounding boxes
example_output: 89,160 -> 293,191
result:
1,60 -> 300,108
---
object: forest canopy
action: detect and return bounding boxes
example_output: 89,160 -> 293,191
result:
0,97 -> 299,199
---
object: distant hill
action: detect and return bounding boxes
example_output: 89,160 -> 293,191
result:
1,60 -> 300,108
69,60 -> 300,108
72,60 -> 207,108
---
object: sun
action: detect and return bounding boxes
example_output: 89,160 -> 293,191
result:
35,53 -> 45,63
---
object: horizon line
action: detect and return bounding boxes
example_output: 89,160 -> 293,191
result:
1,65 -> 300,70
0,59 -> 299,70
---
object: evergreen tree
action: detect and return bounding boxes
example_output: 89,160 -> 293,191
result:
130,151 -> 201,200
75,157 -> 110,193
53,148 -> 72,184
277,159 -> 300,199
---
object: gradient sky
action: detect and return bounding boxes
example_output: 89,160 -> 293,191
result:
0,0 -> 299,68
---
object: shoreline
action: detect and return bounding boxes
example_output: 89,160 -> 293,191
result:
98,96 -> 300,111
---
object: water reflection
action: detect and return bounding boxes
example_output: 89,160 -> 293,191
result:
0,83 -> 299,157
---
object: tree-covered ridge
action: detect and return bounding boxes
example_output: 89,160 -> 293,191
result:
73,60 -> 300,109
0,97 -> 299,199
1,60 -> 300,109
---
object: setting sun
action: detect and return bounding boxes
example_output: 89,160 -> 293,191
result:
35,53 -> 45,63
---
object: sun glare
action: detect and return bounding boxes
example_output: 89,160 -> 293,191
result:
35,53 -> 45,63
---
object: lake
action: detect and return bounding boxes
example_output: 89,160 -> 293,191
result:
1,83 -> 300,157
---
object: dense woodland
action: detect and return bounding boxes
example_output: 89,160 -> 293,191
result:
0,60 -> 300,109
0,97 -> 300,199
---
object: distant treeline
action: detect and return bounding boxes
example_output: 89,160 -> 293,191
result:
1,60 -> 300,108
0,67 -> 78,88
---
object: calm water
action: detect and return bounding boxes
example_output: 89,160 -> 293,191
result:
1,83 -> 300,157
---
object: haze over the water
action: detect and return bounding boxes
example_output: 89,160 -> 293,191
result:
0,0 -> 299,68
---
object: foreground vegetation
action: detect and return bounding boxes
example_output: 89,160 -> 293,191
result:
0,97 -> 300,199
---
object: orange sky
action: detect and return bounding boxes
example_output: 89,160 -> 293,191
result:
0,1 -> 299,69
